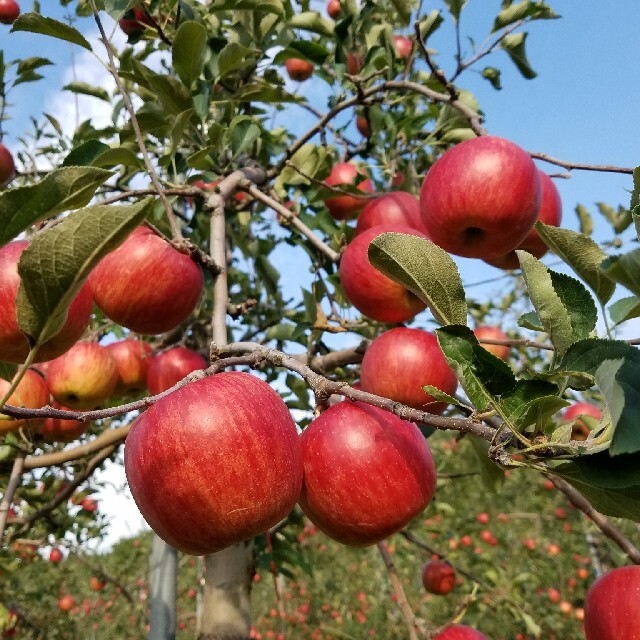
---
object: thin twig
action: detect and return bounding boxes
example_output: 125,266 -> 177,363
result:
529,151 -> 634,175
0,451 -> 26,538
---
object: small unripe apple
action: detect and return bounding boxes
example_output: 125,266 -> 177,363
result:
360,327 -> 458,414
355,192 -> 425,235
485,170 -> 562,270
47,342 -> 118,410
89,227 -> 203,335
125,372 -> 303,555
146,346 -> 207,396
420,136 -> 541,259
327,0 -> 340,19
339,225 -> 427,323
473,325 -> 510,360
0,241 -> 94,364
285,58 -> 314,82
582,566 -> 640,640
422,559 -> 455,595
0,143 -> 16,186
299,402 -> 437,545
0,0 -> 19,25
433,625 -> 489,640
0,369 -> 50,435
323,162 -> 373,220
392,35 -> 412,60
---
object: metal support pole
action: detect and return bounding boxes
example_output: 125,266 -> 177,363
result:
149,534 -> 177,640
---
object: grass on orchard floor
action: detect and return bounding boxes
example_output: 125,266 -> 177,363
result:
2,429 -> 636,639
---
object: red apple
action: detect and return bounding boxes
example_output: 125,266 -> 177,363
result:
473,326 -> 510,360
106,339 -> 153,396
298,402 -> 436,545
49,547 -> 63,564
323,162 -> 374,220
125,371 -> 303,555
355,192 -> 426,235
39,402 -> 91,443
392,35 -> 412,60
562,402 -> 602,441
58,595 -> 75,612
285,58 -> 314,82
360,327 -> 458,414
346,51 -> 364,75
420,136 -> 541,259
485,170 -> 562,269
584,565 -> 640,639
0,0 -> 19,25
46,342 -> 118,410
118,7 -> 153,36
0,241 -> 94,364
327,0 -> 340,19
433,625 -> 489,640
0,142 -> 16,185
356,115 -> 370,138
146,346 -> 207,396
193,179 -> 245,204
90,576 -> 106,592
422,559 -> 455,595
339,225 -> 427,323
89,226 -> 203,335
81,497 -> 97,512
0,369 -> 50,434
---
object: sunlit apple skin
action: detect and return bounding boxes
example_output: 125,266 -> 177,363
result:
356,192 -> 426,235
47,342 -> 118,410
433,625 -> 489,640
0,143 -> 16,185
473,325 -> 509,360
146,346 -> 207,396
562,402 -> 602,441
0,0 -> 19,25
0,241 -> 94,364
89,227 -> 203,335
339,225 -> 427,323
323,162 -> 374,220
39,402 -> 90,443
360,327 -> 458,414
285,58 -> 314,82
584,565 -> 640,640
0,369 -> 50,435
125,372 -> 303,555
420,136 -> 541,259
422,559 -> 456,595
327,0 -> 340,19
298,402 -> 436,546
392,35 -> 412,59
485,170 -> 562,269
106,339 -> 153,396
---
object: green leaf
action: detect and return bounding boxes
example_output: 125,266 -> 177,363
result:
16,57 -> 53,75
0,167 -> 113,247
443,0 -> 468,22
600,249 -> 640,298
272,41 -> 331,66
16,199 -> 152,350
634,209 -> 640,242
63,81 -> 110,102
435,325 -> 516,409
553,452 -> 640,522
517,251 -> 596,357
217,42 -> 255,78
492,1 -> 559,32
422,385 -> 471,411
368,233 -> 467,326
62,140 -> 110,167
632,166 -> 640,211
481,66 -> 502,90
534,222 -> 616,305
575,204 -> 594,237
417,10 -> 444,41
501,380 -> 566,432
92,147 -> 143,169
224,116 -> 261,159
609,296 -> 640,326
596,202 -> 633,234
11,13 -> 92,50
0,362 -> 18,381
275,144 -> 330,193
468,435 -> 505,493
558,339 -> 640,455
517,310 -> 543,331
103,0 -> 138,20
209,0 -> 284,13
172,21 -> 208,88
500,32 -> 537,79
288,12 -> 334,37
